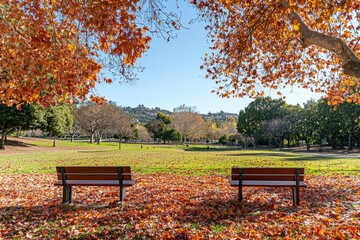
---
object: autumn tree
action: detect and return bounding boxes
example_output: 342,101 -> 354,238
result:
110,110 -> 133,150
204,118 -> 222,143
133,123 -> 152,142
171,111 -> 205,144
67,106 -> 82,142
194,0 -> 360,106
76,102 -> 116,143
0,1 -> 181,107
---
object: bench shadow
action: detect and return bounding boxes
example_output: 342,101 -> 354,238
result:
172,185 -> 357,228
1,179 -> 357,239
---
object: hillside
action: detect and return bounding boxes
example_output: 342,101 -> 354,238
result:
121,104 -> 238,124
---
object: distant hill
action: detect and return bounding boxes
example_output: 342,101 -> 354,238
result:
121,105 -> 238,124
121,105 -> 172,124
202,111 -> 238,122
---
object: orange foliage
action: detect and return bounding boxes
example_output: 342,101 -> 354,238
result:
0,174 -> 359,239
193,0 -> 360,106
0,0 -> 150,106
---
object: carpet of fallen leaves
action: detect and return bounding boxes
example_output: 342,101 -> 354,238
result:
0,174 -> 359,239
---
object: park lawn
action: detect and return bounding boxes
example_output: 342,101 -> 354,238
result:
0,138 -> 359,239
0,138 -> 359,176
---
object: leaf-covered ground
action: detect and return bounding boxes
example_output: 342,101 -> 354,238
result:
0,174 -> 359,239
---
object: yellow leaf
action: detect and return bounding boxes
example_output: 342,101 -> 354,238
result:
292,23 -> 300,31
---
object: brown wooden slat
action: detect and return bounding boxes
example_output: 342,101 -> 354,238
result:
56,166 -> 132,180
56,166 -> 131,174
230,180 -> 306,187
54,180 -> 137,187
231,167 -> 304,175
231,174 -> 304,181
56,173 -> 132,179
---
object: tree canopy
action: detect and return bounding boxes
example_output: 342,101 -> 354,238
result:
1,0 -> 360,107
194,0 -> 360,105
0,0 -> 178,107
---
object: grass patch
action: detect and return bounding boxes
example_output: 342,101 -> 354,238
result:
0,138 -> 359,176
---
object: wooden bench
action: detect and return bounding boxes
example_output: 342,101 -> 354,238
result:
230,167 -> 306,206
54,166 -> 136,204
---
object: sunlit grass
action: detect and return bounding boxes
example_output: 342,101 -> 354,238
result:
0,138 -> 359,176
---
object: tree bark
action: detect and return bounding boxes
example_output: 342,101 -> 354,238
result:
118,138 -> 122,150
53,136 -> 56,147
16,127 -> 21,138
90,133 -> 94,143
0,129 -> 9,150
348,132 -> 352,151
281,0 -> 360,78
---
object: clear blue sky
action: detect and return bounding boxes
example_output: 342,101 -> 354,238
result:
95,2 -> 321,114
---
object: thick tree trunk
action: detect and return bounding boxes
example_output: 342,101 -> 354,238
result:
282,0 -> 360,78
118,138 -> 122,150
0,129 -> 8,150
90,133 -> 94,144
348,133 -> 353,151
16,127 -> 21,138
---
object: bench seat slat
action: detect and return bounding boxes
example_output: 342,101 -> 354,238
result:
230,180 -> 306,187
56,166 -> 131,174
231,175 -> 304,181
56,174 -> 132,181
54,179 -> 137,187
231,167 -> 305,175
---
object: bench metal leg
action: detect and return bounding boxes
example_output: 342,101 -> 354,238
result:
238,185 -> 243,201
292,187 -> 300,206
119,187 -> 126,202
62,186 -> 72,204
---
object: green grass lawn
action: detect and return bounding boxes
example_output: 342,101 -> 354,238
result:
1,138 -> 359,176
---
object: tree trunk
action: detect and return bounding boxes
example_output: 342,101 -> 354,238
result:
70,134 -> 74,142
282,0 -> 360,78
16,127 -> 21,138
305,140 -> 310,151
90,133 -> 94,143
53,136 -> 56,147
348,132 -> 353,151
305,139 -> 310,152
118,138 -> 122,150
0,129 -> 9,150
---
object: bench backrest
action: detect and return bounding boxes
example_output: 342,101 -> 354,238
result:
56,166 -> 132,181
231,167 -> 304,181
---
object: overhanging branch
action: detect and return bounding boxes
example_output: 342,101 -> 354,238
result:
281,0 -> 360,78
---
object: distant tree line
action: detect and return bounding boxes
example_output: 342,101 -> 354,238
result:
237,97 -> 360,151
2,97 -> 359,151
0,102 -> 239,149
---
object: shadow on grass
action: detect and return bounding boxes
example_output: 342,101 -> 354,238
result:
77,150 -> 115,153
3,140 -> 37,148
225,151 -> 296,157
183,146 -> 242,152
